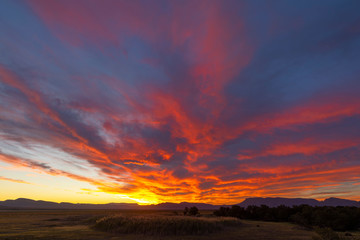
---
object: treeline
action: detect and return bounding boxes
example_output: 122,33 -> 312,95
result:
213,205 -> 360,231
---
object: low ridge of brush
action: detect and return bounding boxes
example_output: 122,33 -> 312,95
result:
93,215 -> 240,236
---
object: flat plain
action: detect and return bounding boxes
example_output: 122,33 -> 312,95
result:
0,210 -> 358,240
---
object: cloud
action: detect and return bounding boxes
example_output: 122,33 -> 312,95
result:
0,176 -> 30,184
0,0 -> 360,204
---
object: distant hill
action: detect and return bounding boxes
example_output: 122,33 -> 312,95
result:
143,202 -> 225,210
0,197 -> 359,210
0,205 -> 13,210
237,197 -> 360,207
0,198 -> 139,210
238,197 -> 319,207
322,197 -> 360,207
0,198 -> 225,210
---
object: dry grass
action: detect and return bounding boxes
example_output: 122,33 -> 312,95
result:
93,215 -> 240,236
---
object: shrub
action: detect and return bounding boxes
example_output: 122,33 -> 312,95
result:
184,207 -> 189,216
188,206 -> 199,216
184,206 -> 199,216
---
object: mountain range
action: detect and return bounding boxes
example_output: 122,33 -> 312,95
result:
1,197 -> 359,210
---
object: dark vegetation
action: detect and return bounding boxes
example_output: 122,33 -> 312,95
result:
214,205 -> 360,231
183,206 -> 199,216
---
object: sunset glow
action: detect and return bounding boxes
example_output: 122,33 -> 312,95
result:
1,0 -> 360,204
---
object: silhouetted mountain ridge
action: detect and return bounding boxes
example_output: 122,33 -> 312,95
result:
145,202 -> 225,210
0,198 -> 139,210
0,197 -> 359,210
238,197 -> 360,207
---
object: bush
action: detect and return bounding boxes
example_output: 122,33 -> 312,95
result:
184,207 -> 189,216
189,206 -> 199,216
93,215 -> 240,236
184,206 -> 199,216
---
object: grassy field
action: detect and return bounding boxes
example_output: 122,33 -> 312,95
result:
93,214 -> 241,236
0,209 -> 359,240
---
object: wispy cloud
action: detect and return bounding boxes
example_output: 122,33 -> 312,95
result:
0,176 -> 30,184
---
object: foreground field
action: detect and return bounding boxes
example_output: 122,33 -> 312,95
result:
0,210 -> 358,240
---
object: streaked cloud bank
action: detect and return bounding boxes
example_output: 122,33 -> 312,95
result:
0,0 -> 360,204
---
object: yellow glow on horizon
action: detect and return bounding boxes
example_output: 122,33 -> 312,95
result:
0,162 -> 164,205
0,166 -> 137,204
3,158 -> 360,205
79,188 -> 155,205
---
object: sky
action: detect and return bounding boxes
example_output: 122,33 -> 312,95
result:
0,0 -> 360,205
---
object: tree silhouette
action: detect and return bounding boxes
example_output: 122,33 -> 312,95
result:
189,206 -> 199,216
183,207 -> 189,216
